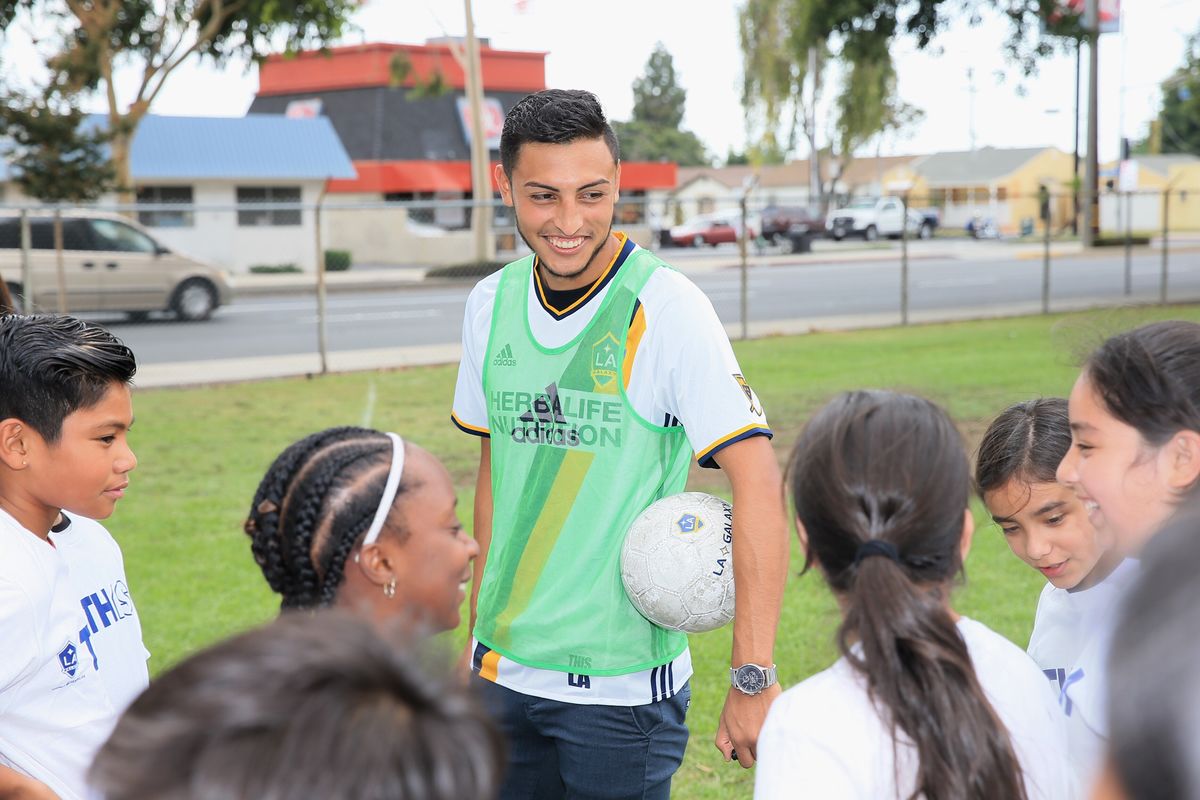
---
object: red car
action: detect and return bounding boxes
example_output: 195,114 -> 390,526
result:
668,213 -> 756,247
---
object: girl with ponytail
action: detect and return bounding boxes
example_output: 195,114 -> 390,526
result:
754,391 -> 1066,800
244,426 -> 479,633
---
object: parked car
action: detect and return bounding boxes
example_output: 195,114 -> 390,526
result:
825,196 -> 933,241
669,213 -> 757,247
0,211 -> 231,321
760,205 -> 826,244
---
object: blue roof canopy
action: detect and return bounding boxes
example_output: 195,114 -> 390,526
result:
126,114 -> 356,181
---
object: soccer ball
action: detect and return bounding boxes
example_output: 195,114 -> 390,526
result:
620,492 -> 735,633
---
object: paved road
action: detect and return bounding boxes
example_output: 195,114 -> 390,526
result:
93,247 -> 1200,366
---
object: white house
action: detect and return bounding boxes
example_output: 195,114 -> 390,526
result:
2,114 -> 356,273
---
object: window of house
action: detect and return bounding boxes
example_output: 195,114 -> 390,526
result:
136,185 -> 194,227
237,186 -> 302,227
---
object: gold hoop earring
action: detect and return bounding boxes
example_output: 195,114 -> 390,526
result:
383,577 -> 396,599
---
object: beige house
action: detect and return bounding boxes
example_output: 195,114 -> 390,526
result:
883,146 -> 1076,234
1098,154 -> 1200,233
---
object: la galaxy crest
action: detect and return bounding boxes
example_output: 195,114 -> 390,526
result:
733,373 -> 763,416
591,331 -> 620,393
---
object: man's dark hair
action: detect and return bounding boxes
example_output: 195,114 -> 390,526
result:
499,89 -> 619,176
90,611 -> 506,800
245,427 -> 416,610
0,314 -> 136,443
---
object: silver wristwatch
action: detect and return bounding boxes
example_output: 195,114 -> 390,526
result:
730,663 -> 777,695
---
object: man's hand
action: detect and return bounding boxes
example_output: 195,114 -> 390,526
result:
714,683 -> 781,768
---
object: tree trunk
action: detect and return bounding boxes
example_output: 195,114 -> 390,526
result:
110,126 -> 136,211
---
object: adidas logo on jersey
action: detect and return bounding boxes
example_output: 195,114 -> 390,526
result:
493,344 -> 517,367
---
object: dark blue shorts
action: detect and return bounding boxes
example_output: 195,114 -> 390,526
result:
473,676 -> 691,800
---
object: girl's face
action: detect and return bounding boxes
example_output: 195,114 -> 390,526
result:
1057,373 -> 1179,556
983,477 -> 1114,591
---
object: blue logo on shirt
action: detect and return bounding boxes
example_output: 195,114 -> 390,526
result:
58,643 -> 79,677
1044,666 -> 1085,716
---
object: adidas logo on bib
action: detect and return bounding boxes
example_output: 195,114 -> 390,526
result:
493,344 -> 517,367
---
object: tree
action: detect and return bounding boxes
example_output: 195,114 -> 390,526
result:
612,43 -> 710,166
0,0 -> 359,199
1138,29 -> 1200,156
0,83 -> 117,311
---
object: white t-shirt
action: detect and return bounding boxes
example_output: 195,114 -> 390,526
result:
0,509 -> 148,800
452,236 -> 771,705
1028,558 -> 1138,799
755,617 -> 1068,800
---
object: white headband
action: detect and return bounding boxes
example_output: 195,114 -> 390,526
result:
361,432 -> 405,547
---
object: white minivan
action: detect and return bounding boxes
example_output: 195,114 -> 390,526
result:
0,211 -> 231,321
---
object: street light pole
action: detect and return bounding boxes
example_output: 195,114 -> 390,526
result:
1083,0 -> 1100,247
1073,39 -> 1081,237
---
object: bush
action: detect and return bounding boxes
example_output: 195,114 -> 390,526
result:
1094,235 -> 1152,247
324,249 -> 352,271
425,260 -> 507,279
248,264 -> 300,274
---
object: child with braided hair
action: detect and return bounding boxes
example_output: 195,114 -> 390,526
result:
244,426 -> 478,633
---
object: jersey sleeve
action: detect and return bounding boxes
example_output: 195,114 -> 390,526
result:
639,272 -> 771,468
450,274 -> 500,438
0,580 -> 38,710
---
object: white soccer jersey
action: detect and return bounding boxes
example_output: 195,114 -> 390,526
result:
0,508 -> 146,800
1028,558 -> 1138,799
754,618 -> 1068,800
452,234 -> 771,705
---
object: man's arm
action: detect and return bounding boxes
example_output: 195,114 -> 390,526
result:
712,434 -> 789,769
0,766 -> 58,799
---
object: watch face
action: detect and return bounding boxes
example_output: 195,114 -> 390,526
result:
736,665 -> 765,693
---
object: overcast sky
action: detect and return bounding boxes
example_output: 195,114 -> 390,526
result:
3,0 -> 1197,163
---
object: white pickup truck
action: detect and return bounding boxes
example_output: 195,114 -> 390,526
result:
825,196 -> 933,241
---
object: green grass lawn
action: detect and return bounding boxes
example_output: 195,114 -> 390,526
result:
115,303 -> 1200,799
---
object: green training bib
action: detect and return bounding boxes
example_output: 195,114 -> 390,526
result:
477,249 -> 691,675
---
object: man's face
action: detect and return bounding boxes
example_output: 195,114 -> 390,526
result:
496,138 -> 621,290
27,381 -> 137,520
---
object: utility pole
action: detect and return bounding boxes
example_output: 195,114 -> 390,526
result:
464,0 -> 494,262
967,68 -> 977,153
1073,39 -> 1081,236
807,46 -> 820,217
1083,0 -> 1100,247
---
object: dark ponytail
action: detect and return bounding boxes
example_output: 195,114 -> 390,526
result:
244,427 -> 411,609
975,398 -> 1071,498
1085,320 -> 1200,448
788,391 -> 1026,800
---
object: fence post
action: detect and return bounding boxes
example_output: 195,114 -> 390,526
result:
1160,188 -> 1170,306
1042,207 -> 1051,314
314,188 -> 329,375
18,209 -> 32,314
1123,191 -> 1132,296
900,193 -> 909,326
53,207 -> 68,314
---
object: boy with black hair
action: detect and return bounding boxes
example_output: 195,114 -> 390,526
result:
0,315 -> 148,800
452,89 -> 788,798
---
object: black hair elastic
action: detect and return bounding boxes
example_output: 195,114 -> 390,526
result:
854,539 -> 900,566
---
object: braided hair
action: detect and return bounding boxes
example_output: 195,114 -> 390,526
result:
245,427 -> 411,609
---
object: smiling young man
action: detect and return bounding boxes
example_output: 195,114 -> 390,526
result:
0,315 -> 149,800
451,89 -> 789,799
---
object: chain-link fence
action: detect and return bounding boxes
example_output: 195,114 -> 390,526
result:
1,188 -> 1198,386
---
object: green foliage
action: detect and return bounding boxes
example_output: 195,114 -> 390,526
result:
613,43 -> 710,165
324,249 -> 352,272
1149,29 -> 1200,157
632,43 -> 687,128
0,84 -> 116,203
389,51 -> 453,100
612,120 -> 709,167
248,264 -> 301,274
725,149 -> 751,166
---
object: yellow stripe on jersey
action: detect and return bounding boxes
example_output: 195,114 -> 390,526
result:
451,411 -> 490,436
622,304 -> 647,389
696,423 -> 772,464
533,232 -> 628,316
479,648 -> 501,683
490,449 -> 597,646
